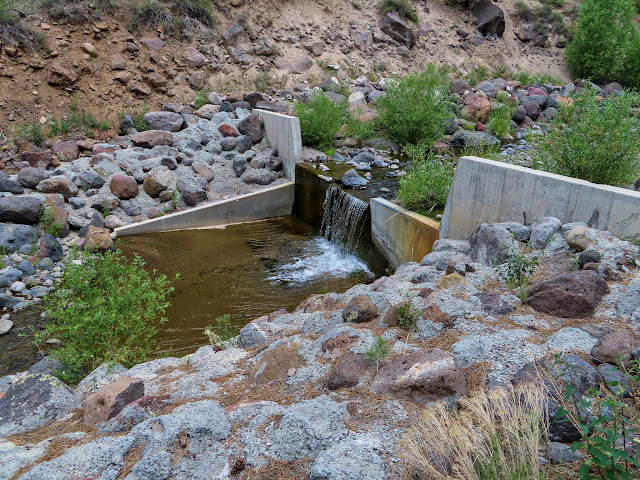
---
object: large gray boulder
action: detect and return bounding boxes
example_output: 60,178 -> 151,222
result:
0,374 -> 81,437
379,12 -> 416,48
341,168 -> 367,188
0,195 -> 43,224
143,112 -> 184,132
18,167 -> 50,189
469,223 -> 519,265
309,435 -> 389,480
0,223 -> 39,252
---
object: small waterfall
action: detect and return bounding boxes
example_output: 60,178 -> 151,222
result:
321,186 -> 369,252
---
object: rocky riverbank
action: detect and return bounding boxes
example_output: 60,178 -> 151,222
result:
1,218 -> 639,479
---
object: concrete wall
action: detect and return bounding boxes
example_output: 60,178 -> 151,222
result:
370,198 -> 440,268
115,183 -> 295,236
255,109 -> 302,181
440,156 -> 640,240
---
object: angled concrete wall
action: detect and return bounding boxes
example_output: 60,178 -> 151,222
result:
115,183 -> 295,236
440,156 -> 640,240
255,109 -> 302,181
371,198 -> 440,268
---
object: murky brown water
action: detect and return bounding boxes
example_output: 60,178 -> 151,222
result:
0,308 -> 44,376
120,217 -> 382,356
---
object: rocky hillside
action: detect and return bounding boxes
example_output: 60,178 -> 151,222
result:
1,218 -> 639,478
0,0 -> 576,141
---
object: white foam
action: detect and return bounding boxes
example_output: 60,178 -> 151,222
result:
268,238 -> 372,284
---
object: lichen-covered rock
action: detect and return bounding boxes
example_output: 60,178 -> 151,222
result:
469,223 -> 518,265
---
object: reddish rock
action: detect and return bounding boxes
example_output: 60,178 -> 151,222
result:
461,94 -> 492,122
370,349 -> 468,405
46,62 -> 77,87
476,121 -> 485,131
249,341 -> 303,384
110,175 -> 139,200
129,83 -> 151,96
147,72 -> 167,88
20,151 -> 53,168
76,140 -> 95,151
51,141 -> 79,161
591,330 -> 640,368
342,295 -> 378,323
131,130 -> 173,148
327,352 -> 371,390
140,37 -> 166,51
524,101 -> 541,120
83,377 -> 144,426
84,226 -> 114,252
92,144 -> 120,155
219,123 -> 240,137
528,270 -> 610,318
36,177 -> 78,200
422,304 -> 456,328
527,86 -> 548,97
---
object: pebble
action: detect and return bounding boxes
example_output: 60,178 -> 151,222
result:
0,318 -> 13,335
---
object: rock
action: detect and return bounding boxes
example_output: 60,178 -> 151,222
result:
243,91 -> 267,108
38,234 -> 63,261
618,276 -> 640,321
342,295 -> 378,323
219,123 -> 240,137
473,0 -> 505,37
146,72 -> 166,88
46,62 -> 77,87
341,168 -> 367,188
110,175 -> 139,200
140,37 -> 166,51
37,177 -> 78,200
274,56 -> 314,73
241,168 -> 276,185
327,352 -> 371,390
83,377 -> 144,426
469,223 -> 519,265
448,130 -> 499,148
51,140 -> 79,161
180,184 -> 207,206
578,249 -> 601,268
84,226 -> 114,251
237,114 -> 264,143
547,442 -> 584,464
78,170 -> 106,190
27,355 -> 64,376
591,330 -> 639,368
564,226 -> 597,252
309,436 -> 389,480
131,130 -> 173,148
304,40 -> 325,56
0,374 -> 81,437
379,12 -> 416,48
0,318 -> 13,334
0,294 -> 21,308
0,223 -> 38,252
524,101 -> 541,120
597,363 -> 636,397
517,25 -> 536,42
99,393 -> 171,433
110,55 -> 126,70
474,292 -> 516,315
0,195 -> 43,224
233,156 -> 248,177
249,341 -> 303,384
192,163 -> 214,181
461,94 -> 492,121
222,23 -> 252,50
236,135 -> 254,154
18,167 -> 49,189
238,322 -> 269,348
0,178 -> 23,194
370,349 -> 468,405
184,47 -> 205,67
104,215 -> 123,230
529,217 -> 562,249
451,79 -> 472,95
143,112 -> 184,132
528,270 -> 609,318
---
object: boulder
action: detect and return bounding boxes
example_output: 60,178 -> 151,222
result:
46,62 -> 77,87
341,168 -> 367,188
327,352 -> 371,390
140,37 -> 166,51
461,94 -> 492,121
233,156 -> 248,177
131,130 -> 173,148
249,341 -> 303,384
473,0 -> 505,37
529,217 -> 562,249
448,130 -> 499,148
469,223 -> 519,265
370,349 -> 468,405
379,12 -> 416,48
192,163 -> 214,182
528,270 -> 609,318
36,177 -> 79,200
222,23 -> 252,50
237,114 -> 264,143
591,330 -> 639,368
241,168 -> 276,185
78,170 -> 106,190
180,184 -> 207,206
83,377 -> 144,426
143,112 -> 184,132
0,223 -> 38,252
84,226 -> 114,251
184,47 -> 205,67
219,123 -> 240,137
274,56 -> 314,73
18,167 -> 49,189
51,140 -> 79,161
98,394 -> 172,433
143,168 -> 173,197
564,226 -> 597,252
0,374 -> 81,437
110,175 -> 139,200
0,178 -> 23,194
342,295 -> 378,323
0,195 -> 43,224
38,233 -> 63,261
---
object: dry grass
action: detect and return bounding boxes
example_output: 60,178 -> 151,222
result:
6,411 -> 93,446
240,457 -> 312,480
116,443 -> 145,479
402,383 -> 548,480
463,361 -> 491,394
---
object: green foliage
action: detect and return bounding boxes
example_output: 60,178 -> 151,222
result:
294,91 -> 346,151
466,65 -> 490,85
397,147 -> 455,213
18,123 -> 44,147
533,89 -> 640,186
0,1 -> 47,50
343,115 -> 378,142
204,314 -> 239,349
375,65 -> 453,146
37,249 -> 176,383
255,71 -> 272,91
41,0 -> 115,23
124,103 -> 150,132
487,102 -> 515,138
377,0 -> 418,23
40,207 -> 64,238
396,294 -> 421,331
127,0 -> 174,32
366,336 -> 390,371
45,104 -> 110,139
566,0 -> 640,88
497,249 -> 539,302
194,89 -> 209,109
554,357 -> 640,479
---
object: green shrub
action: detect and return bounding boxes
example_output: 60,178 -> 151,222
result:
0,1 -> 47,50
194,88 -> 209,109
397,147 -> 455,212
204,314 -> 239,349
533,90 -> 640,186
366,336 -> 390,371
294,91 -> 346,151
375,65 -> 453,146
170,0 -> 215,27
127,0 -> 174,32
566,0 -> 640,88
377,0 -> 418,23
466,65 -> 490,85
40,207 -> 64,237
18,123 -> 45,147
37,248 -> 176,382
343,115 -> 378,142
255,71 -> 272,91
487,103 -> 515,138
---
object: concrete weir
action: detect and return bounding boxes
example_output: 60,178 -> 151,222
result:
115,109 -> 302,236
440,156 -> 640,240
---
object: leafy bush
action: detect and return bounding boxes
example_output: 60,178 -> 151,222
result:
40,207 -> 64,237
566,0 -> 640,88
194,88 -> 209,109
37,249 -> 176,382
294,91 -> 346,151
396,293 -> 421,331
377,0 -> 418,23
343,115 -> 378,142
397,148 -> 455,212
533,89 -> 640,186
375,65 -> 453,146
497,249 -> 539,302
487,102 -> 515,138
204,314 -> 239,349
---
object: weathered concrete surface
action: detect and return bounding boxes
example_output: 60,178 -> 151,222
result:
370,198 -> 439,268
254,109 -> 302,181
440,156 -> 640,240
115,182 -> 294,236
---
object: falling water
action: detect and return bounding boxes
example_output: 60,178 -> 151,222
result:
320,186 -> 369,252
